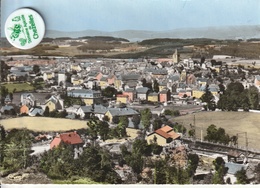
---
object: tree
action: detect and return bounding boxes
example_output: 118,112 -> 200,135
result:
187,153 -> 199,176
1,86 -> 9,105
40,143 -> 75,179
153,79 -> 159,92
118,116 -> 129,137
153,159 -> 167,184
204,124 -> 231,145
33,65 -> 40,74
98,121 -> 110,141
112,116 -> 120,124
87,117 -> 111,142
77,146 -> 121,183
201,56 -> 205,64
235,168 -> 249,184
151,142 -> 163,155
141,108 -> 152,131
141,78 -> 147,87
248,86 -> 259,109
200,84 -> 216,111
212,157 -> 228,184
132,115 -> 141,129
43,106 -> 50,117
102,86 -> 117,98
0,125 -> 6,164
57,110 -> 68,118
217,82 -> 247,111
3,129 -> 33,171
188,129 -> 195,138
86,117 -> 99,145
132,139 -> 151,156
218,83 -> 225,94
164,109 -> 173,115
120,139 -> 150,174
1,61 -> 10,82
153,118 -> 163,131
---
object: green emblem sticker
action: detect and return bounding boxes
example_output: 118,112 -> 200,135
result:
5,8 -> 45,49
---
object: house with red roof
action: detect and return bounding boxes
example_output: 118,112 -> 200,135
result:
50,131 -> 84,149
146,125 -> 180,146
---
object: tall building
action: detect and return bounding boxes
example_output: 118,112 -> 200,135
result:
172,49 -> 180,64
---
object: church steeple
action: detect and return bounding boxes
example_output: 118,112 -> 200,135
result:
172,49 -> 180,64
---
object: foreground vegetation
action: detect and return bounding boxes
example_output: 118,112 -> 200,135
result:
53,178 -> 101,184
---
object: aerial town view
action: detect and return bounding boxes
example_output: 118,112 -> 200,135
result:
1,0 -> 260,186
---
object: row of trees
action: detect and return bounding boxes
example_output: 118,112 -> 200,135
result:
217,82 -> 259,111
204,124 -> 237,146
43,107 -> 69,118
204,124 -> 231,145
201,82 -> 260,111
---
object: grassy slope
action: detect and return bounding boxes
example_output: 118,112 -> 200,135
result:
1,117 -> 139,139
172,111 -> 260,149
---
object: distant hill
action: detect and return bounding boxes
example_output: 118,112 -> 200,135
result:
45,25 -> 260,41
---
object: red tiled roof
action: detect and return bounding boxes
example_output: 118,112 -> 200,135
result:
153,126 -> 180,140
168,130 -> 181,139
60,132 -> 83,145
155,129 -> 171,139
159,125 -> 173,133
50,131 -> 83,149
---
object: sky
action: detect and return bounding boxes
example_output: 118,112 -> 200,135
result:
1,0 -> 260,36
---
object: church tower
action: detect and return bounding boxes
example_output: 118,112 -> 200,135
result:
172,49 -> 180,64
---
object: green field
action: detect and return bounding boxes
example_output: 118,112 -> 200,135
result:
1,83 -> 35,92
172,111 -> 260,150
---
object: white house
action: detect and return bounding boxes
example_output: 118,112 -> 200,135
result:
21,93 -> 35,107
58,71 -> 66,86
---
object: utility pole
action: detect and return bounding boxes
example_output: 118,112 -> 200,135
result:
193,115 -> 196,141
201,129 -> 203,142
237,132 -> 248,157
245,132 -> 248,158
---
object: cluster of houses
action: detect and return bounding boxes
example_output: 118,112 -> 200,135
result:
3,51 -> 260,124
3,50 -> 260,117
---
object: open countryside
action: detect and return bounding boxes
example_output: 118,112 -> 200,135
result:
173,111 -> 260,150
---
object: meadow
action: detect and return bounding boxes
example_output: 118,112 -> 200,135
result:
1,117 -> 139,140
173,111 -> 260,150
1,117 -> 88,131
1,82 -> 35,92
